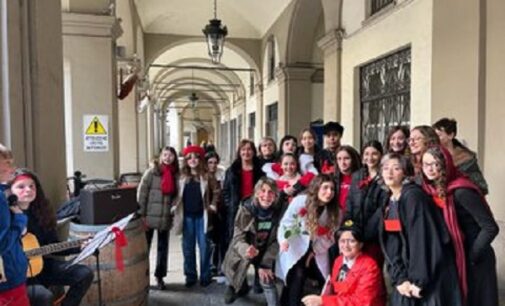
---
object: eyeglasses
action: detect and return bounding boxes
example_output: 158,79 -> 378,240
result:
407,137 -> 425,143
422,161 -> 440,169
338,238 -> 358,245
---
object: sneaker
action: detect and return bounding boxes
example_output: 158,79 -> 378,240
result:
200,279 -> 213,287
156,277 -> 166,290
185,280 -> 197,288
253,277 -> 263,294
224,286 -> 237,304
237,282 -> 250,296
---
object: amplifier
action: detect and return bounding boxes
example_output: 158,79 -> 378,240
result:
79,187 -> 138,225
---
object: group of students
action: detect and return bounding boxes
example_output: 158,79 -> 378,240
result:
138,117 -> 498,306
0,144 -> 93,306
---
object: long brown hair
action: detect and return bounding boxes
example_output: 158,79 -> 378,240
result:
181,153 -> 206,179
305,174 -> 339,238
12,168 -> 56,230
422,146 -> 448,199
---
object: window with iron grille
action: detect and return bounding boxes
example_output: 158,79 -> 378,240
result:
360,47 -> 411,147
370,0 -> 394,16
220,122 -> 228,160
249,72 -> 255,96
248,112 -> 256,140
268,39 -> 276,81
266,103 -> 278,143
238,114 -> 243,141
230,119 -> 237,158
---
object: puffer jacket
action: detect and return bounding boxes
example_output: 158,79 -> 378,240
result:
222,198 -> 282,291
137,164 -> 177,230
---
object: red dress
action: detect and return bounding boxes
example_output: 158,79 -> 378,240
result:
322,253 -> 386,306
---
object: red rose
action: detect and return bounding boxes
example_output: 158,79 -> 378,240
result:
317,225 -> 330,236
298,207 -> 308,217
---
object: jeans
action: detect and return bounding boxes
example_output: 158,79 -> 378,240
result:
182,214 -> 211,283
145,228 -> 169,278
37,260 -> 94,306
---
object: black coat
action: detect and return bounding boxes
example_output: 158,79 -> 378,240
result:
453,188 -> 499,306
222,158 -> 264,248
344,168 -> 388,242
379,183 -> 463,306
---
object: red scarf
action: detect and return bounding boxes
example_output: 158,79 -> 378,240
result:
421,146 -> 480,301
160,164 -> 175,195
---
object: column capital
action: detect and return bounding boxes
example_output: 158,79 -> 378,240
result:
275,65 -> 315,83
62,13 -> 123,39
317,28 -> 346,55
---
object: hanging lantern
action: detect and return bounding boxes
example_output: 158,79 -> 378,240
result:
202,0 -> 228,64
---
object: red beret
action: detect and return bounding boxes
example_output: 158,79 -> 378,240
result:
183,145 -> 205,157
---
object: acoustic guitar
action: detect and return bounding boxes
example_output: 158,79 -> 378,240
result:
22,233 -> 85,278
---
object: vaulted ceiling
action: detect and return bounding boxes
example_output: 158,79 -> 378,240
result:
134,0 -> 293,39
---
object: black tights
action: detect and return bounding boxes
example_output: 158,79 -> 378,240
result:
280,251 -> 325,306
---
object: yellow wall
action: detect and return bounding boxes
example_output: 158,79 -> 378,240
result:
431,0 -> 481,151
485,0 -> 505,220
340,0 -> 433,145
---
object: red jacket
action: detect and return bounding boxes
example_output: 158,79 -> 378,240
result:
322,253 -> 386,306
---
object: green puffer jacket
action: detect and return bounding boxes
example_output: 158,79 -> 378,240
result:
137,165 -> 177,230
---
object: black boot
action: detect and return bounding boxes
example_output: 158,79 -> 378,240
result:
224,286 -> 237,304
156,277 -> 166,290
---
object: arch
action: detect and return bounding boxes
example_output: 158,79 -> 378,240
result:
146,37 -> 261,79
286,0 -> 326,64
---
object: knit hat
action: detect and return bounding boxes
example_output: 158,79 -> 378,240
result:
183,145 -> 205,158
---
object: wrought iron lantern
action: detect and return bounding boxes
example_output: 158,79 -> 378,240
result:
202,0 -> 228,64
189,92 -> 199,108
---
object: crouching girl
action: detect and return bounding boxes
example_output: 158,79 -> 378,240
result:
222,177 -> 283,305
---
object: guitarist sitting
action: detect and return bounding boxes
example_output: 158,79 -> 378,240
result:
10,169 -> 93,306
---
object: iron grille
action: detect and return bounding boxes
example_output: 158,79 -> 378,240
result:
360,47 -> 411,146
371,0 -> 394,15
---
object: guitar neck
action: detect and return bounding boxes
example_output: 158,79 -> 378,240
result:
25,239 -> 83,258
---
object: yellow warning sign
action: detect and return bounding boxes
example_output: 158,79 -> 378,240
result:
85,117 -> 107,135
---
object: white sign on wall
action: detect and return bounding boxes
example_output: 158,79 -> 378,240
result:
83,115 -> 109,152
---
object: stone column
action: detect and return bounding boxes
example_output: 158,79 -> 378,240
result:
1,0 -> 67,203
254,82 -> 264,143
318,29 -> 345,122
275,66 -> 314,136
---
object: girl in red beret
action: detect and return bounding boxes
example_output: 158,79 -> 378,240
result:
172,145 -> 220,287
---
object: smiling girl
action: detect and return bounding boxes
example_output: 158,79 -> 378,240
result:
277,174 -> 339,306
222,177 -> 282,305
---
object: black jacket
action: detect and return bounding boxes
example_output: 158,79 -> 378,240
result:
454,188 -> 499,306
344,168 -> 388,241
378,183 -> 463,306
222,158 -> 264,246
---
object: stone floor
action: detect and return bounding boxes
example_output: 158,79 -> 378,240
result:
145,232 -> 505,306
146,231 -> 268,306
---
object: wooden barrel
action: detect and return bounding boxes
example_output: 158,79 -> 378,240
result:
69,218 -> 149,306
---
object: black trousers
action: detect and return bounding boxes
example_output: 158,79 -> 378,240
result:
280,251 -> 325,306
33,260 -> 93,306
146,228 -> 169,278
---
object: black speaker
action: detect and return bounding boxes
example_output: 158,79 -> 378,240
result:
79,187 -> 138,225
